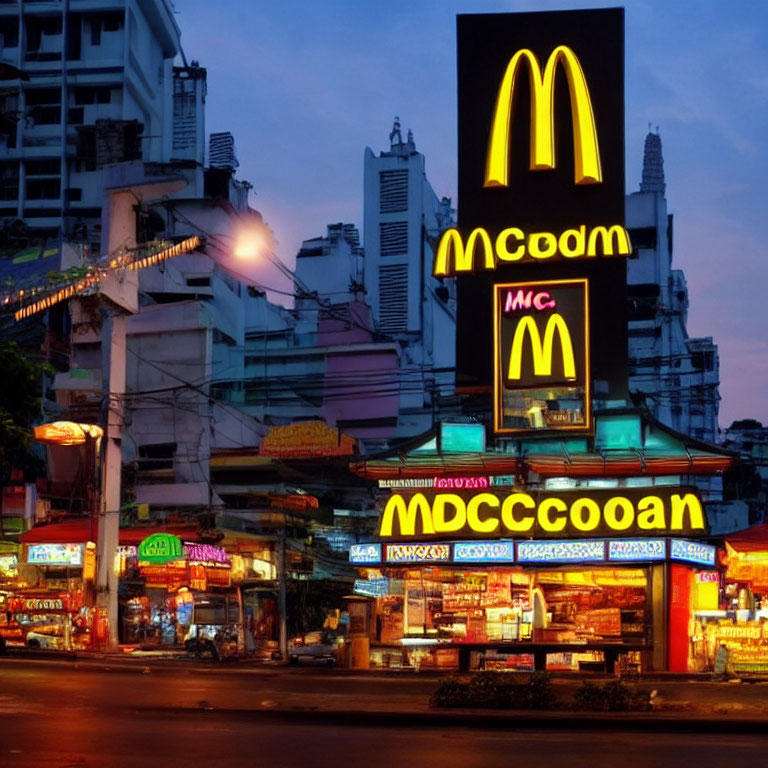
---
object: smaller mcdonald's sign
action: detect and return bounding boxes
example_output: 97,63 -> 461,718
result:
494,279 -> 589,435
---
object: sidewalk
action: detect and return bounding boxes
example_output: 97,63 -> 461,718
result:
5,647 -> 768,731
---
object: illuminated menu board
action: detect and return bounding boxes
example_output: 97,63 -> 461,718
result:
608,539 -> 666,562
454,541 -> 515,563
670,538 -> 716,567
517,539 -> 605,563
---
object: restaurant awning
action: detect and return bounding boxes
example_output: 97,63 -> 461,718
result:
20,520 -> 203,545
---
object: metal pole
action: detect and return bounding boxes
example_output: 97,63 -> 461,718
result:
278,525 -> 288,661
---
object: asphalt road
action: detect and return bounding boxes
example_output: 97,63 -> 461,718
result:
2,659 -> 768,767
2,708 -> 768,768
0,657 -> 437,713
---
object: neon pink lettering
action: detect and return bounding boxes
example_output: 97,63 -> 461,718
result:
533,292 -> 556,310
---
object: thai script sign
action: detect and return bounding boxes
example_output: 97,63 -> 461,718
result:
670,538 -> 716,567
517,539 -> 605,563
454,541 -> 515,563
27,543 -> 83,567
608,539 -> 667,562
184,542 -> 230,565
349,543 -> 382,564
260,421 -> 356,458
138,533 -> 183,564
385,543 -> 451,563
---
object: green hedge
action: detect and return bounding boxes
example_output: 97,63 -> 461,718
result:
431,673 -> 652,711
430,671 -> 556,709
572,680 -> 652,712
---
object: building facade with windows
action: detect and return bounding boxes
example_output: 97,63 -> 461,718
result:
626,131 -> 721,445
363,119 -> 456,436
0,0 -> 203,251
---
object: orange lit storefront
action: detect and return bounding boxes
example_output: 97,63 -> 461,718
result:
684,524 -> 768,675
349,420 -> 732,673
13,522 -> 240,651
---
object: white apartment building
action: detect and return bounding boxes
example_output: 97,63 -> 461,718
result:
626,130 -> 721,444
0,0 -> 204,250
362,119 -> 456,436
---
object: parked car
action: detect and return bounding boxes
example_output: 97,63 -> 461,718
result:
288,630 -> 337,665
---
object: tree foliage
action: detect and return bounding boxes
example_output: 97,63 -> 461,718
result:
0,341 -> 51,479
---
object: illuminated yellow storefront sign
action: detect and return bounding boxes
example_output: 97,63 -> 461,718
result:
506,314 -> 575,381
494,280 -> 589,434
379,490 -> 706,539
485,45 -> 602,187
433,224 -> 631,276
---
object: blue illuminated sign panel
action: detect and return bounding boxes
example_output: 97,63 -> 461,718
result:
349,543 -> 382,564
670,539 -> 716,567
27,543 -> 83,567
454,541 -> 515,563
608,539 -> 666,562
353,578 -> 389,597
517,540 -> 605,563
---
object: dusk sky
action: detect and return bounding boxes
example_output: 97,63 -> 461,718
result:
177,1 -> 768,430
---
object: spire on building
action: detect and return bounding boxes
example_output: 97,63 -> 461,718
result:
389,117 -> 403,149
388,117 -> 416,156
639,127 -> 665,194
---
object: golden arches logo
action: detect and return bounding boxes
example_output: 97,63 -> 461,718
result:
507,313 -> 576,381
485,45 -> 602,187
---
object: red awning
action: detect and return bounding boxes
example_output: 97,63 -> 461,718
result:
724,524 -> 768,552
20,520 -> 202,545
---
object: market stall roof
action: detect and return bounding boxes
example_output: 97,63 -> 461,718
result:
20,520 -> 204,545
723,524 -> 768,552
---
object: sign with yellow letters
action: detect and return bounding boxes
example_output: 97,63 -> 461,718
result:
494,279 -> 589,433
454,10 -> 627,405
378,488 -> 707,541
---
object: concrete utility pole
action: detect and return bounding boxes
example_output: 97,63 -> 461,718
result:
93,166 -> 188,648
14,163 -> 196,650
95,308 -> 126,647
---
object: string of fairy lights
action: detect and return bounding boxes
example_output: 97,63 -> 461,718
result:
4,235 -> 203,321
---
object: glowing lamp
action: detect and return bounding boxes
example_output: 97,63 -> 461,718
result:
33,421 -> 104,446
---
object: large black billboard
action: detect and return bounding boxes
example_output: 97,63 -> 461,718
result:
450,9 -> 628,412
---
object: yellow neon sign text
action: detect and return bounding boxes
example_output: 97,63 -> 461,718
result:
433,224 -> 631,276
485,45 -> 602,187
507,314 -> 576,382
378,492 -> 706,538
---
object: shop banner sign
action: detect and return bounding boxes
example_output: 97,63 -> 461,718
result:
140,562 -> 188,589
10,596 -> 66,612
184,542 -> 229,565
454,541 -> 515,563
353,578 -> 390,598
494,279 -> 590,435
378,487 -> 707,540
608,539 -> 666,562
138,533 -> 183,564
385,543 -> 451,563
27,543 -> 83,567
349,543 -> 382,564
517,539 -> 605,563
670,538 -> 716,567
0,553 -> 18,577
